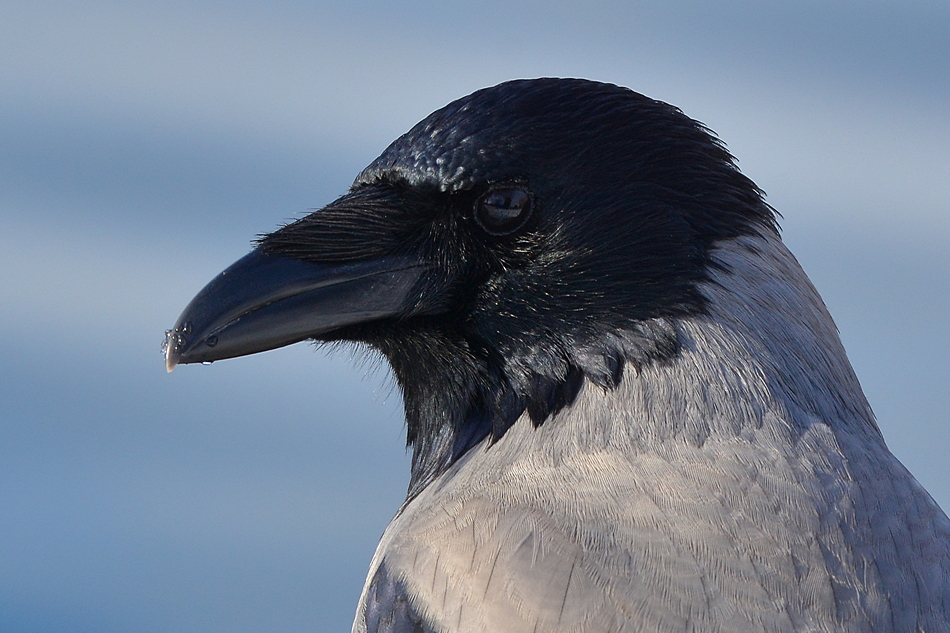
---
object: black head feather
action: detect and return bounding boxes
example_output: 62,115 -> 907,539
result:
258,78 -> 777,495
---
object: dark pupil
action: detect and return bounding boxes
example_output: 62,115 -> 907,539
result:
478,188 -> 530,233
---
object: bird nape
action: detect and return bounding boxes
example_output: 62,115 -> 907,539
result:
164,78 -> 950,633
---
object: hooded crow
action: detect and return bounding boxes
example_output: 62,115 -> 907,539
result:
164,78 -> 950,632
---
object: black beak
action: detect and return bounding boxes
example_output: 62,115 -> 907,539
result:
163,249 -> 429,372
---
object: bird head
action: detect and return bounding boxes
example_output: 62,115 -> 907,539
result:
164,78 -> 777,492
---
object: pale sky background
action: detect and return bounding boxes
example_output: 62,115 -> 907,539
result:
1,1 -> 948,631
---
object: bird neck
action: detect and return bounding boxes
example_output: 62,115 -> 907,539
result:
601,232 -> 882,452
384,232 -> 882,498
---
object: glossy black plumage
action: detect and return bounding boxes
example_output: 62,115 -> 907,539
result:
256,78 -> 778,493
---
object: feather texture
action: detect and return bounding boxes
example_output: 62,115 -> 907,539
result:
353,233 -> 950,632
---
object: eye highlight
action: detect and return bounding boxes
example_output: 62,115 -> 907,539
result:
474,187 -> 533,235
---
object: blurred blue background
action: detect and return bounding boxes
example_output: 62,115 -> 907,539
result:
1,1 -> 947,631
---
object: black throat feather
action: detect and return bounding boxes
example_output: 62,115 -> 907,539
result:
365,316 -> 681,497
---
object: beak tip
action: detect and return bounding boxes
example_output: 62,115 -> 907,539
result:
162,328 -> 182,373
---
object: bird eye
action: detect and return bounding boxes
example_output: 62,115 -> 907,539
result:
474,187 -> 533,235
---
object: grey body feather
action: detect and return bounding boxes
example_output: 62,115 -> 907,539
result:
354,233 -> 950,633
